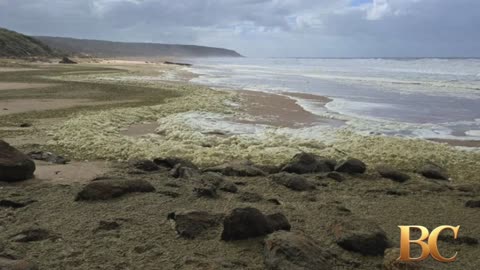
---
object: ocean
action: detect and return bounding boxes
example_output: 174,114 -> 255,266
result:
186,58 -> 480,144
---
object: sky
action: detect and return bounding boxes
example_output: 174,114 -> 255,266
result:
0,0 -> 479,57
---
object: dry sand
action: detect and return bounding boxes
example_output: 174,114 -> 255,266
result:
33,160 -> 111,185
0,67 -> 38,73
0,82 -> 56,91
0,98 -> 135,116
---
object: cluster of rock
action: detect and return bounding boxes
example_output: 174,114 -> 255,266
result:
2,142 -> 477,269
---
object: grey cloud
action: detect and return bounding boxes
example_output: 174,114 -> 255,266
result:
0,0 -> 478,57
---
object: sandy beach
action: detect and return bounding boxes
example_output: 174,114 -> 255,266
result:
1,59 -> 479,270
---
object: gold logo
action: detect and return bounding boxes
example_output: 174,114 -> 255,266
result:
398,225 -> 460,263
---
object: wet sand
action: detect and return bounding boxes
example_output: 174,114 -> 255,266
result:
120,122 -> 159,137
236,90 -> 342,128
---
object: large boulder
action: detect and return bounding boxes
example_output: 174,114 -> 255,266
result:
167,210 -> 223,239
221,207 -> 290,241
11,228 -> 51,242
281,153 -> 336,174
270,173 -> 316,191
219,180 -> 238,193
204,160 -> 266,177
170,164 -> 200,179
335,158 -> 367,174
376,165 -> 410,183
129,159 -> 159,172
330,217 -> 391,256
264,231 -> 335,270
465,200 -> 480,208
75,179 -> 155,201
237,192 -> 264,202
419,164 -> 449,180
193,184 -> 218,199
0,140 -> 36,182
153,157 -> 197,170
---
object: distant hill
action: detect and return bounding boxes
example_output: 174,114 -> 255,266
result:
0,28 -> 55,57
36,36 -> 243,58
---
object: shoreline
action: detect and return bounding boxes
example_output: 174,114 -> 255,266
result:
1,58 -> 480,270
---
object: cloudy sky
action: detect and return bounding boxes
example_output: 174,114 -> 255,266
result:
0,0 -> 479,57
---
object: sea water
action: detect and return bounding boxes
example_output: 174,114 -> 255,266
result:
186,58 -> 480,143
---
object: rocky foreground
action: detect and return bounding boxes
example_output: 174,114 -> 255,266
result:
1,140 -> 479,269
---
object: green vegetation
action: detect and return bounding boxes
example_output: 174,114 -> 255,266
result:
0,27 -> 56,57
36,36 -> 243,58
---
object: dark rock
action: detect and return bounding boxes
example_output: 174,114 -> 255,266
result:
0,140 -> 36,182
129,159 -> 159,172
219,181 -> 238,193
170,164 -> 200,178
153,157 -> 197,170
335,158 -> 367,174
237,192 -> 263,202
267,198 -> 282,205
19,123 -> 32,128
257,164 -> 281,174
264,231 -> 335,270
326,172 -> 346,182
27,151 -> 69,165
204,160 -> 266,177
385,189 -> 409,196
59,57 -> 77,64
200,172 -> 225,187
0,199 -> 36,209
465,200 -> 480,208
266,213 -> 291,231
281,153 -> 335,174
158,190 -> 181,198
193,185 -> 218,199
453,183 -> 480,194
11,228 -> 50,242
336,206 -> 352,214
419,164 -> 449,180
95,221 -> 121,232
0,257 -> 38,270
377,165 -> 410,183
234,181 -> 247,186
330,217 -> 391,256
221,207 -> 289,241
168,211 -> 223,239
75,179 -> 155,201
164,182 -> 181,188
270,173 -> 316,191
